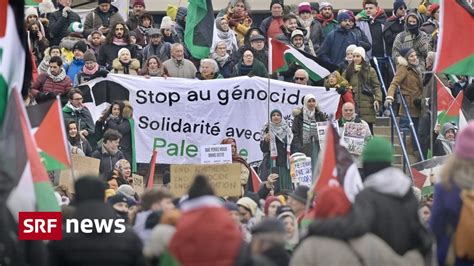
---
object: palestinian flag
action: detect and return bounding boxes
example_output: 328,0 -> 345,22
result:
250,167 -> 262,193
312,123 -> 363,203
25,0 -> 41,6
27,98 -> 71,171
438,91 -> 464,127
184,0 -> 214,59
0,0 -> 31,125
269,38 -> 331,82
1,90 -> 60,215
434,0 -> 474,76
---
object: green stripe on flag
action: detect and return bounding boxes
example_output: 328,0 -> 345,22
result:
284,53 -> 326,82
40,151 -> 67,171
440,55 -> 474,76
34,181 -> 60,211
25,0 -> 40,6
0,74 -> 7,125
184,0 -> 214,59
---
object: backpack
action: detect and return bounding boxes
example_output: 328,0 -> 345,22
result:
454,189 -> 474,260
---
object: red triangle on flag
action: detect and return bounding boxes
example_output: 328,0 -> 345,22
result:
313,124 -> 338,193
250,167 -> 262,193
411,168 -> 427,189
34,99 -> 70,167
270,38 -> 289,73
446,91 -> 463,117
436,76 -> 454,111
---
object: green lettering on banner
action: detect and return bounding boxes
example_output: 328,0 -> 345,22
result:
152,137 -> 199,158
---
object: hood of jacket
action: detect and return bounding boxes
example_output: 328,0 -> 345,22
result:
364,167 -> 412,197
404,13 -> 421,31
112,58 -> 140,71
94,4 -> 119,15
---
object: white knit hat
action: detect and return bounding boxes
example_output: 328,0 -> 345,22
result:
39,0 -> 56,15
118,48 -> 131,57
352,46 -> 366,60
25,7 -> 38,19
346,44 -> 357,53
160,16 -> 174,30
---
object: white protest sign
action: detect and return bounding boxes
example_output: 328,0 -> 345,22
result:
317,121 -> 339,151
294,158 -> 312,187
200,144 -> 232,164
342,122 -> 370,155
83,75 -> 340,164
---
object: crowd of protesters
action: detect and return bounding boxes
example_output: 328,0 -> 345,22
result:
5,0 -> 473,265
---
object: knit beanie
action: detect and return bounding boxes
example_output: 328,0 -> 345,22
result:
428,3 -> 440,15
263,196 -> 282,215
74,176 -> 106,204
393,0 -> 407,11
117,48 -> 131,58
98,0 -> 112,4
270,109 -> 282,118
83,50 -> 97,62
224,201 -> 239,212
68,22 -> 84,33
346,44 -> 357,53
337,11 -> 351,23
25,7 -> 38,18
270,0 -> 284,9
73,40 -> 88,53
107,194 -> 129,205
133,0 -> 146,8
298,2 -> 312,13
352,46 -> 366,60
319,2 -> 333,11
399,47 -> 415,59
237,197 -> 257,216
454,121 -> 474,160
251,218 -> 285,235
310,2 -> 319,11
291,29 -> 304,40
314,186 -> 351,219
160,16 -> 173,30
361,137 -> 393,164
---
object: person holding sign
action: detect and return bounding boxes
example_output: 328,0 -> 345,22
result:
221,138 -> 252,196
291,94 -> 328,166
260,109 -> 293,191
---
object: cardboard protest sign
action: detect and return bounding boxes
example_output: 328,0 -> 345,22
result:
170,163 -> 241,197
59,155 -> 100,193
200,144 -> 232,164
132,174 -> 144,195
342,122 -> 369,155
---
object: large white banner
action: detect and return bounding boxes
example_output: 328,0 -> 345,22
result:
83,75 -> 340,164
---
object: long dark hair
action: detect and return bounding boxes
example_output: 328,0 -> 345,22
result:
100,101 -> 125,122
66,120 -> 81,144
105,22 -> 130,44
344,61 -> 370,83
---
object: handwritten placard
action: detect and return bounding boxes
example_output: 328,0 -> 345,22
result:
200,144 -> 232,164
132,174 -> 144,195
170,163 -> 241,197
59,155 -> 100,193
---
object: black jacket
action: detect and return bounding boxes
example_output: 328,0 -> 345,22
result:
47,6 -> 81,46
103,118 -> 132,165
91,146 -> 124,177
98,43 -> 137,69
291,108 -> 328,155
308,167 -> 425,256
48,201 -> 145,266
259,125 -> 290,180
383,16 -> 405,55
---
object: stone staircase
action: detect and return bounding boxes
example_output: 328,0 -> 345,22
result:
373,116 -> 419,171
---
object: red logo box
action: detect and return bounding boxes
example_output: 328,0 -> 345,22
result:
18,212 -> 62,240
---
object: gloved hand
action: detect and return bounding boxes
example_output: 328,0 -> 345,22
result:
336,86 -> 346,95
384,96 -> 394,108
373,101 -> 380,112
413,98 -> 422,109
94,68 -> 109,78
37,91 -> 55,103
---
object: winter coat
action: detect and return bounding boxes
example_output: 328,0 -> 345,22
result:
343,64 -> 382,124
97,43 -> 137,69
318,26 -> 365,68
231,60 -> 268,78
308,167 -> 426,256
126,15 -> 139,31
383,16 -> 405,55
259,125 -> 290,181
91,145 -> 125,176
350,26 -> 372,55
103,117 -> 133,165
259,16 -> 283,39
324,72 -> 354,119
62,105 -> 95,140
314,16 -> 338,40
430,175 -> 474,266
48,201 -> 145,266
47,6 -> 81,45
356,13 -> 388,58
83,6 -> 124,37
387,57 -> 423,118
291,234 -> 424,266
142,42 -> 171,63
291,107 -> 328,155
65,58 -> 84,83
169,196 -> 242,266
392,15 -> 431,71
163,58 -> 197,79
111,58 -> 141,75
420,19 -> 438,50
70,137 -> 93,156
75,66 -> 108,85
30,72 -> 72,100
308,20 -> 324,52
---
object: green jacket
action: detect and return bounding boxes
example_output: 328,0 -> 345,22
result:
232,59 -> 268,78
343,64 -> 382,124
62,104 -> 95,137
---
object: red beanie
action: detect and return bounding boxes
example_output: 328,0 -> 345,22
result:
133,0 -> 145,8
263,196 -> 282,215
314,186 -> 351,219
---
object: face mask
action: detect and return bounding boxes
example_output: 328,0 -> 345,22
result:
115,210 -> 129,222
30,30 -> 38,38
407,23 -> 419,35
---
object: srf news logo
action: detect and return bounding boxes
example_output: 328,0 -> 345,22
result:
18,212 -> 126,240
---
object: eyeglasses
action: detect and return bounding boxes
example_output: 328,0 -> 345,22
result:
73,97 -> 83,101
294,77 -> 306,80
243,54 -> 253,57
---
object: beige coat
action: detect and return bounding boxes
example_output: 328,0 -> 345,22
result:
112,58 -> 140,75
387,57 -> 424,118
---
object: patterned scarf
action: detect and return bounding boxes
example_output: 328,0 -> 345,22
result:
315,13 -> 335,27
212,52 -> 230,67
112,37 -> 127,46
82,62 -> 99,75
302,95 -> 318,144
47,68 -> 67,82
268,118 -> 293,167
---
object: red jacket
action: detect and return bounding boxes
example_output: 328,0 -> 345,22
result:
336,90 -> 355,120
30,73 -> 72,99
170,197 -> 242,266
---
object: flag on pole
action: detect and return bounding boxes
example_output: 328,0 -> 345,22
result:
0,0 -> 30,125
269,38 -> 331,82
438,91 -> 464,127
184,0 -> 214,59
146,150 -> 158,188
27,98 -> 71,171
312,124 -> 363,202
1,90 -> 60,216
250,167 -> 262,193
434,0 -> 474,76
